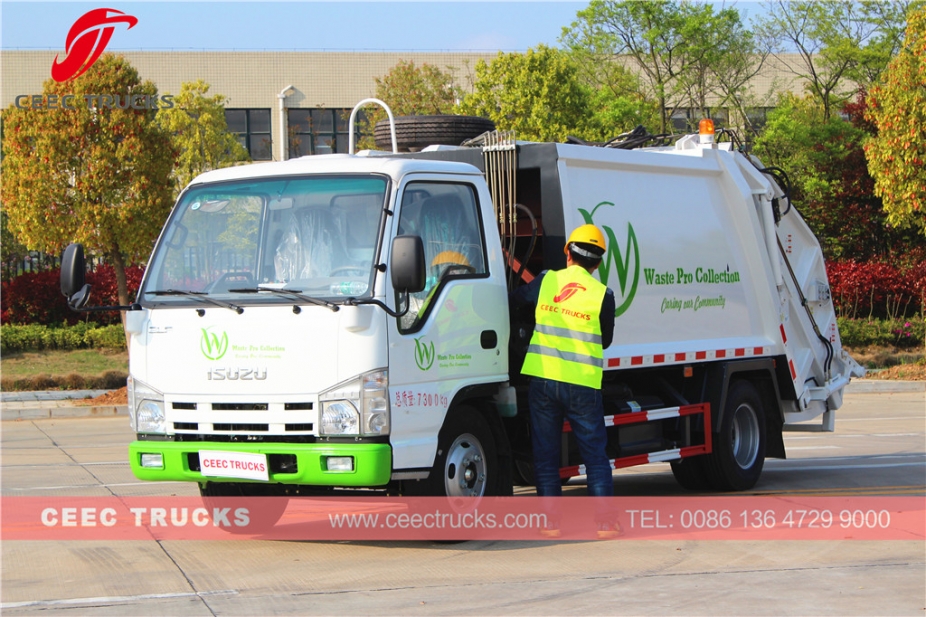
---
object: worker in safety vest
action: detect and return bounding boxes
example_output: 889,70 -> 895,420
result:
509,224 -> 619,538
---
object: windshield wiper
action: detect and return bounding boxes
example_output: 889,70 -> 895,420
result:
228,286 -> 339,312
148,289 -> 244,314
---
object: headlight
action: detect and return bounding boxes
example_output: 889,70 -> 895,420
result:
319,369 -> 390,436
129,377 -> 167,434
321,402 -> 360,435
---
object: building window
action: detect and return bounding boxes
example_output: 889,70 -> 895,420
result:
745,107 -> 773,135
670,108 -> 693,132
226,109 -> 272,160
287,108 -> 366,157
670,108 -> 728,132
709,108 -> 728,128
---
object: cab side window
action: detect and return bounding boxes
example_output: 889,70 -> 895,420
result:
396,182 -> 486,332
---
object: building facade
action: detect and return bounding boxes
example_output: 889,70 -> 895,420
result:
2,50 -> 805,161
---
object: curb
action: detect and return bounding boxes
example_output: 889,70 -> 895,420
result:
1,404 -> 128,421
844,380 -> 925,393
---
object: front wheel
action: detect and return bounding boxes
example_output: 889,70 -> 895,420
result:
704,380 -> 767,491
410,406 -> 503,497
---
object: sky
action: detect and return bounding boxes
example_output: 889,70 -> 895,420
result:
0,0 -> 770,53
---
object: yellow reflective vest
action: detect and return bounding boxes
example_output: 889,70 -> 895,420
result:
521,266 -> 606,388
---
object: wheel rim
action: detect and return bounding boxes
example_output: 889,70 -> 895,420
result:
731,403 -> 760,469
444,433 -> 487,497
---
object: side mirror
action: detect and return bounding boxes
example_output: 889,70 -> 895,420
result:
60,243 -> 91,309
391,235 -> 426,294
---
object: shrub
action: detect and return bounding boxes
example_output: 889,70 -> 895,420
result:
0,265 -> 144,325
838,317 -> 925,349
0,324 -> 126,353
828,260 -> 924,319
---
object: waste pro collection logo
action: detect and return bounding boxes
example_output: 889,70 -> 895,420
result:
201,328 -> 230,361
13,8 -> 172,110
52,8 -> 138,82
578,202 -> 640,318
414,337 -> 436,371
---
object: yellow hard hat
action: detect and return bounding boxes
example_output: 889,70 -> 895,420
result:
431,250 -> 471,268
564,224 -> 606,256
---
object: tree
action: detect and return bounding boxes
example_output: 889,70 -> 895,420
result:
156,80 -> 250,195
756,1 -> 913,121
754,93 -> 924,261
1,54 -> 175,308
457,46 -> 596,142
865,7 -> 926,236
358,60 -> 460,149
562,0 -> 759,134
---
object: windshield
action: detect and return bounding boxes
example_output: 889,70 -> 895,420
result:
140,175 -> 388,303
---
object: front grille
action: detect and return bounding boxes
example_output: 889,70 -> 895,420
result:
212,403 -> 269,411
174,434 -> 316,443
213,423 -> 269,432
284,402 -> 313,410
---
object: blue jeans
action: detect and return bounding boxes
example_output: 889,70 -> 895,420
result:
528,377 -> 614,499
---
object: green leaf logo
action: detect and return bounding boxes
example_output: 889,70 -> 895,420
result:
200,327 -> 229,361
414,337 -> 435,371
578,202 -> 640,318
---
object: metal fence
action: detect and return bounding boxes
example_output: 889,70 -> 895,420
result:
1,251 -> 105,283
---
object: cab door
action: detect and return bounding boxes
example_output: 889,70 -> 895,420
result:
387,176 -> 508,470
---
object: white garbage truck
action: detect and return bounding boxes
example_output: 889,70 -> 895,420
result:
61,102 -> 863,507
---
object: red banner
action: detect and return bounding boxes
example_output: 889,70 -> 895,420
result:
3,496 -> 922,541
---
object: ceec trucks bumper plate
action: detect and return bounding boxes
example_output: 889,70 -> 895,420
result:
129,441 -> 392,486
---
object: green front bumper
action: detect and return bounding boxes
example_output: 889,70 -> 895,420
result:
129,440 -> 392,486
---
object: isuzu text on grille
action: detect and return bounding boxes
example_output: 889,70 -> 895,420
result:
206,368 -> 268,381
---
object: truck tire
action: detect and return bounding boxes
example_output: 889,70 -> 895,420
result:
374,115 -> 495,152
670,456 -> 712,491
704,380 -> 767,491
199,482 -> 289,533
416,405 -> 503,497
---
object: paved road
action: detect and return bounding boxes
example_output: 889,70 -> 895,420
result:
1,389 -> 923,615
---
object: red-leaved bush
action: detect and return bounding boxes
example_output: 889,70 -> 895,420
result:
827,260 -> 925,319
0,265 -> 145,325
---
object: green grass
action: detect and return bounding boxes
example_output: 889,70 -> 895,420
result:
1,349 -> 128,391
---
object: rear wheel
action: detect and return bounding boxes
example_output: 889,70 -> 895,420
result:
704,381 -> 766,491
670,456 -> 712,491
